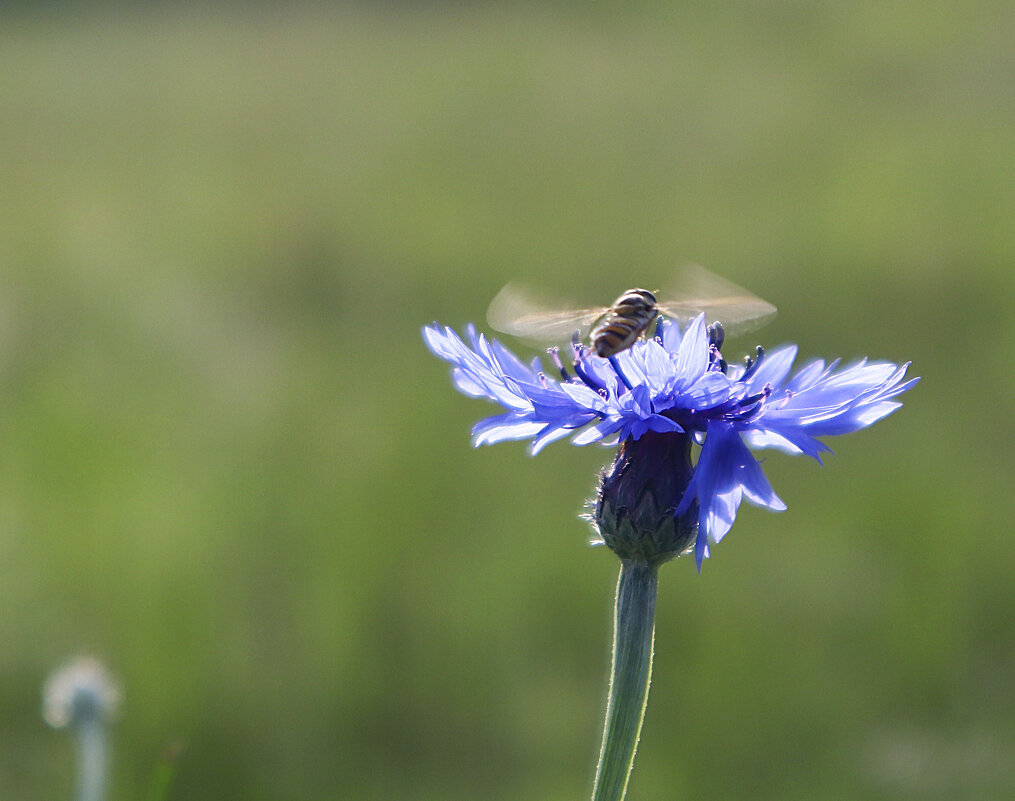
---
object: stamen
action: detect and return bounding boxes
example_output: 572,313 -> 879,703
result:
571,336 -> 586,363
739,391 -> 766,406
737,382 -> 774,419
707,321 -> 725,351
607,355 -> 634,392
537,371 -> 549,388
741,346 -> 765,382
708,344 -> 725,371
548,347 -> 571,382
573,355 -> 606,392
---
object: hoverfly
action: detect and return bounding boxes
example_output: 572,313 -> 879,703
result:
487,263 -> 776,358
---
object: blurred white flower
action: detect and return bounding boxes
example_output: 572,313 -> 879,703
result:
42,656 -> 121,729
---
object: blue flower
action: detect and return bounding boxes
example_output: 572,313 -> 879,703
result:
423,315 -> 917,569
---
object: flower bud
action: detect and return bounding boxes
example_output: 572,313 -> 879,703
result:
594,431 -> 698,565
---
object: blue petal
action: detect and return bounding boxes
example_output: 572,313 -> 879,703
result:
421,324 -> 463,361
674,314 -> 709,387
764,361 -> 916,434
623,383 -> 655,417
806,401 -> 903,435
558,382 -> 609,411
471,414 -> 546,446
572,417 -> 624,445
426,325 -> 537,411
677,371 -> 734,410
678,422 -> 785,569
613,349 -> 649,388
742,344 -> 797,393
529,424 -> 580,455
784,358 -> 827,393
735,446 -> 787,511
622,414 -> 684,441
450,367 -> 492,399
527,383 -> 603,422
636,339 -> 678,387
694,531 -> 710,569
742,426 -> 831,461
658,315 -> 684,353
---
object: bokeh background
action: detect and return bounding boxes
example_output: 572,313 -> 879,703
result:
1,2 -> 1012,799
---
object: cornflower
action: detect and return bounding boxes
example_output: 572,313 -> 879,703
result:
423,310 -> 916,801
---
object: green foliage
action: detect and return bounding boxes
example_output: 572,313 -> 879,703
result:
146,744 -> 182,801
0,3 -> 1012,800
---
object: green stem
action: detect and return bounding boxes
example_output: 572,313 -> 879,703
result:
75,717 -> 108,801
591,559 -> 659,801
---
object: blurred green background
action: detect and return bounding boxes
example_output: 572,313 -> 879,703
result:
1,2 -> 1012,799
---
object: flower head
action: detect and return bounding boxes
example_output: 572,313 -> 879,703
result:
423,315 -> 917,569
42,656 -> 121,729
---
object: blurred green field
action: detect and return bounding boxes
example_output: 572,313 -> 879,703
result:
1,2 -> 1013,799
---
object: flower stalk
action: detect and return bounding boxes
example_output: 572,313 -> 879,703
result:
73,714 -> 110,801
592,559 -> 658,801
42,656 -> 120,801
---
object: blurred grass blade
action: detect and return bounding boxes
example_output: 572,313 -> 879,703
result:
146,743 -> 184,801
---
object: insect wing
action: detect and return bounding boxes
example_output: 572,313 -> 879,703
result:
656,264 -> 776,336
487,282 -> 608,344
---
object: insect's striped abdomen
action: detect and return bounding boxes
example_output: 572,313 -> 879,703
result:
592,289 -> 658,358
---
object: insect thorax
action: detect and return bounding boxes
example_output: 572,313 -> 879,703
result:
592,288 -> 659,357
612,288 -> 657,312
